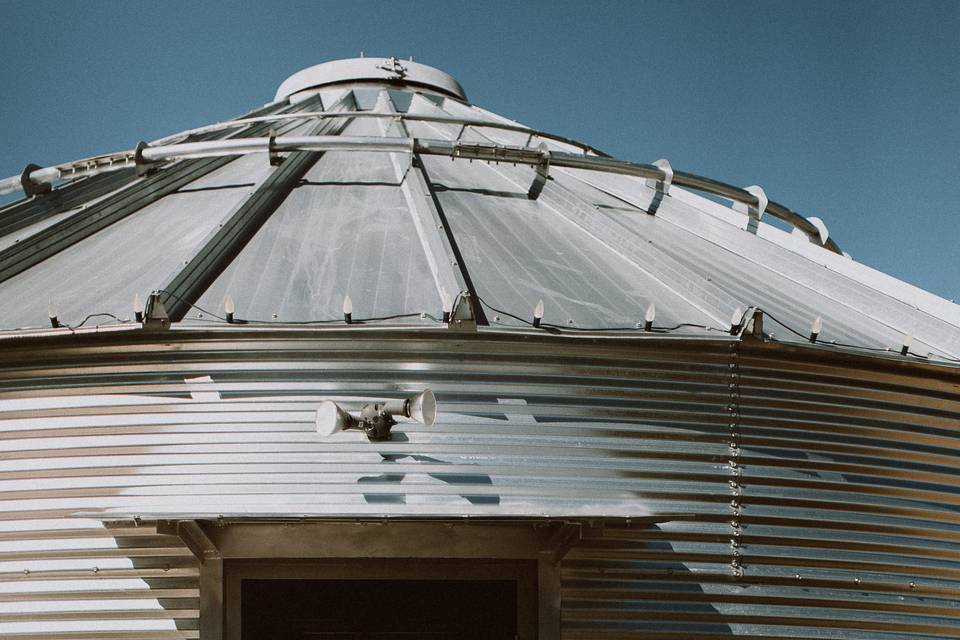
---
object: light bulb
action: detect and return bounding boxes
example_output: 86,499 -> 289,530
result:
441,288 -> 452,323
533,299 -> 544,328
809,316 -> 822,343
47,301 -> 60,328
644,303 -> 655,331
224,294 -> 235,323
729,306 -> 742,334
900,333 -> 912,356
343,294 -> 353,324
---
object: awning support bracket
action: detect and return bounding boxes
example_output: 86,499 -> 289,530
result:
542,522 -> 582,565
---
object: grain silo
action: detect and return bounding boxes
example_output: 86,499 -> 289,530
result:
1,56 -> 958,639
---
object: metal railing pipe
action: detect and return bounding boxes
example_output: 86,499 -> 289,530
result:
1,136 -> 840,251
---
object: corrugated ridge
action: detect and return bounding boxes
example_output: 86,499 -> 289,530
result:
0,330 -> 733,637
0,331 -> 958,636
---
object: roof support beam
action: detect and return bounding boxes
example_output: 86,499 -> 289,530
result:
0,98 -> 318,286
541,521 -> 582,565
376,91 -> 484,328
159,96 -> 355,322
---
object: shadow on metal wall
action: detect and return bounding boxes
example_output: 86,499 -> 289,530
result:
358,433 -> 500,506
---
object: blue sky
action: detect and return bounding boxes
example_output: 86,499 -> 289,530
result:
2,0 -> 958,301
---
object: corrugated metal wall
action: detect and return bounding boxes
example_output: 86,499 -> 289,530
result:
0,329 -> 958,638
563,341 -> 960,639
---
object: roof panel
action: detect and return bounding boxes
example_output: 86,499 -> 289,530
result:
191,116 -> 440,324
0,152 -> 275,330
416,150 -> 718,330
557,168 -> 960,356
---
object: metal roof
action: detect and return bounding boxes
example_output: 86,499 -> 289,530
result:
1,57 -> 958,364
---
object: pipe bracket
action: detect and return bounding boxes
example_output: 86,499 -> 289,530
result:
19,163 -> 52,198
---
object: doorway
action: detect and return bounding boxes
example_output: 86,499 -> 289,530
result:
242,578 -> 517,639
226,559 -> 537,640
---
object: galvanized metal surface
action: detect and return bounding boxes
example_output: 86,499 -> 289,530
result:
0,329 -> 957,637
3,78 -> 959,358
274,57 -> 467,101
7,84 -> 951,355
1,58 -> 960,640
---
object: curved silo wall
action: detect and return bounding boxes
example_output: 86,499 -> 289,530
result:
0,329 -> 957,638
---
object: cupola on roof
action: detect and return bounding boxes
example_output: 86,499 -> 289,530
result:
275,56 -> 467,101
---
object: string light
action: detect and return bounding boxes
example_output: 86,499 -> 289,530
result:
729,306 -> 742,335
224,294 -> 235,324
900,333 -> 912,356
441,288 -> 453,323
343,294 -> 353,324
809,316 -> 822,343
47,301 -> 60,329
532,299 -> 544,328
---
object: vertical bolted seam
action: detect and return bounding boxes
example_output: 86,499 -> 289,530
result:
728,341 -> 743,580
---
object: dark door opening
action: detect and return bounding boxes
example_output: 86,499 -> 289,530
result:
241,578 -> 518,640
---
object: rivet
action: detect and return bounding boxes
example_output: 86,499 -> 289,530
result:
795,573 -> 802,581
854,577 -> 861,585
93,566 -> 99,573
909,581 -> 917,589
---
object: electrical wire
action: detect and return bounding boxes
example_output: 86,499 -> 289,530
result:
475,294 -> 723,334
156,289 -> 443,326
30,291 -> 960,365
68,313 -> 125,330
753,310 -> 960,363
